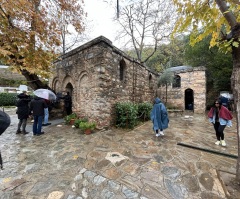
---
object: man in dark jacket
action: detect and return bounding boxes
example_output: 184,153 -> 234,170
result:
29,96 -> 47,136
63,92 -> 72,115
16,91 -> 31,134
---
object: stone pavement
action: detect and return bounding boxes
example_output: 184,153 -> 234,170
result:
0,108 -> 238,199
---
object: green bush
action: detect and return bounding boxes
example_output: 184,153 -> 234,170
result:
137,102 -> 152,121
0,93 -> 18,106
115,102 -> 139,129
74,118 -> 88,128
79,121 -> 96,131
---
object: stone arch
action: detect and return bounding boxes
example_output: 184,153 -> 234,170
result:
76,71 -> 91,115
185,88 -> 194,111
62,75 -> 74,92
173,75 -> 181,88
52,77 -> 60,92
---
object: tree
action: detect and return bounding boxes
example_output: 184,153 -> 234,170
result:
0,0 -> 85,90
116,0 -> 177,63
157,69 -> 174,104
172,0 -> 240,181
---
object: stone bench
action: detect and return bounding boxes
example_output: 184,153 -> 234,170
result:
168,109 -> 184,116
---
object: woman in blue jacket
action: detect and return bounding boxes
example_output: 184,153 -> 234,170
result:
150,97 -> 169,137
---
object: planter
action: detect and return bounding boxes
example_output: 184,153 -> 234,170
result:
69,119 -> 76,125
84,129 -> 92,135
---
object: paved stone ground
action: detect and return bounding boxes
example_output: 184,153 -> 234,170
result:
0,108 -> 239,199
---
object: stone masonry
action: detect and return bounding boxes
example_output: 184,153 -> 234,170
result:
158,66 -> 206,113
49,36 -> 158,128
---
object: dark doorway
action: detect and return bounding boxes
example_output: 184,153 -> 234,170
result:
185,89 -> 194,110
66,83 -> 73,96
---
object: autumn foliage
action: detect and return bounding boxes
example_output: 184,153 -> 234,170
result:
0,0 -> 85,87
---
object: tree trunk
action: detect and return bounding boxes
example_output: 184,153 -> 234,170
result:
21,69 -> 51,91
231,24 -> 240,182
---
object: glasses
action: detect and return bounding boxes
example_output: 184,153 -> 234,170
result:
215,103 -> 219,104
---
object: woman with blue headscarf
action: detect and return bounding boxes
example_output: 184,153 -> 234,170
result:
150,97 -> 169,137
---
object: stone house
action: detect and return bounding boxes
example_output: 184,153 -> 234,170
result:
158,66 -> 206,113
49,36 -> 158,128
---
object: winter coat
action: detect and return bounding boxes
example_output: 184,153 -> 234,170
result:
16,93 -> 31,119
150,98 -> 169,130
29,96 -> 47,116
64,94 -> 72,108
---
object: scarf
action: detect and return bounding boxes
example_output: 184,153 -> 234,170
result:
208,106 -> 233,120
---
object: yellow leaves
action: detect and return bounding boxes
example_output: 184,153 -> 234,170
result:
3,177 -> 11,183
0,48 -> 13,57
233,41 -> 239,48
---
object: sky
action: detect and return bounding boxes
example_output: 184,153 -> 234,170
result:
83,0 -> 121,48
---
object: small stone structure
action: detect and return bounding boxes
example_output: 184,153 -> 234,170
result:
49,36 -> 158,128
158,66 -> 206,113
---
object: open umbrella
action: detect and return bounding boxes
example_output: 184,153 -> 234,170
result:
33,89 -> 57,101
0,110 -> 11,135
0,110 -> 11,169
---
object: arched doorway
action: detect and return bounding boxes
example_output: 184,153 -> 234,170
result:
185,88 -> 194,110
66,83 -> 73,96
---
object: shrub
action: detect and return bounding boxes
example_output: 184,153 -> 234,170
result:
79,121 -> 96,131
64,113 -> 78,124
74,118 -> 88,128
115,102 -> 138,129
137,102 -> 152,121
0,93 -> 18,106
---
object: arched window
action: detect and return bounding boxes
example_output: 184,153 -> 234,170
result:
119,59 -> 126,81
149,74 -> 153,89
172,75 -> 181,88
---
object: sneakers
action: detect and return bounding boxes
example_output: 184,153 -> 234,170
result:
215,140 -> 221,145
159,131 -> 164,135
156,133 -> 160,137
221,140 -> 226,146
42,123 -> 51,126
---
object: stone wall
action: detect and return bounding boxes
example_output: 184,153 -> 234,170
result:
49,36 -> 158,128
158,66 -> 206,113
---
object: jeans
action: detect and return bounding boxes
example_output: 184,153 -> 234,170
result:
17,119 -> 27,132
213,122 -> 226,141
33,115 -> 43,134
43,108 -> 49,124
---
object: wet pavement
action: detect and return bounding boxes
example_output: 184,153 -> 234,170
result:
0,108 -> 238,199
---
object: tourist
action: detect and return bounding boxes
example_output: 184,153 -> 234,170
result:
16,91 -> 31,134
29,96 -> 47,136
63,92 -> 72,115
208,99 -> 233,146
42,99 -> 52,126
150,97 -> 169,137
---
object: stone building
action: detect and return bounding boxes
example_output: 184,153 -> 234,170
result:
158,66 -> 206,113
49,36 -> 158,128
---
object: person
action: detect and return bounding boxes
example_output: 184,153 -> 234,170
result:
150,97 -> 169,137
16,91 -> 31,134
42,99 -> 52,126
29,96 -> 47,136
219,95 -> 229,109
63,92 -> 72,115
208,99 -> 233,146
0,110 -> 11,169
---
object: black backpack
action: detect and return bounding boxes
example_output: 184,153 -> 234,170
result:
0,109 -> 11,169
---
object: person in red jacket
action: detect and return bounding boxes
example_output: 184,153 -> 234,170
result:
208,99 -> 233,146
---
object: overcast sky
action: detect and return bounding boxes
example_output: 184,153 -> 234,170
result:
84,0 -> 121,48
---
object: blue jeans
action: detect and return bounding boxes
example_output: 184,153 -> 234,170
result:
43,108 -> 49,124
33,115 -> 43,134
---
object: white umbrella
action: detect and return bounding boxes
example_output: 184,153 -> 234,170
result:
33,89 -> 56,101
